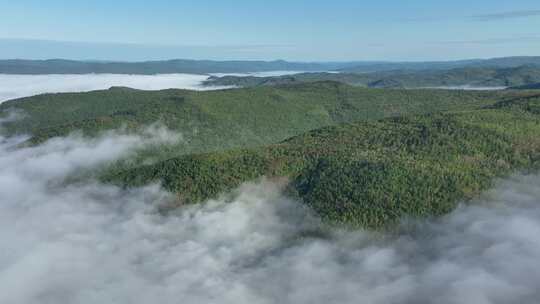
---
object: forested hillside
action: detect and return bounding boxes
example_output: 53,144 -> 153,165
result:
2,82 -> 522,157
2,82 -> 540,228
104,94 -> 540,228
205,66 -> 540,89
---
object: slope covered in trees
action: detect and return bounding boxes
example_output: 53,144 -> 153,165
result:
205,66 -> 540,89
3,56 -> 540,75
0,59 -> 340,74
510,83 -> 540,90
104,94 -> 540,228
1,82 -> 522,158
2,82 -> 540,228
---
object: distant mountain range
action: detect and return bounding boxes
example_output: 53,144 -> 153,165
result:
510,82 -> 540,90
205,65 -> 540,89
338,56 -> 540,73
1,56 -> 540,75
0,59 -> 338,75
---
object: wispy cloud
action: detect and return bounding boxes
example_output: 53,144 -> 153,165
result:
397,16 -> 452,23
3,122 -> 540,303
0,38 -> 298,62
433,35 -> 540,45
399,9 -> 540,23
0,74 -> 233,103
471,9 -> 540,21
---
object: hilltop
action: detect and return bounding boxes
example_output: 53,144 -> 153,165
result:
1,81 -> 522,157
339,56 -> 540,73
104,94 -> 540,228
205,65 -> 540,89
509,83 -> 540,90
0,59 -> 348,75
2,56 -> 540,75
2,82 -> 540,228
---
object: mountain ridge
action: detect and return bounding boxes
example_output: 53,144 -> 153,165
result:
2,56 -> 540,75
2,82 -> 539,228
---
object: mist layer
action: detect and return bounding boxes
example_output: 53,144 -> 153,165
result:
1,127 -> 539,303
0,73 -> 234,103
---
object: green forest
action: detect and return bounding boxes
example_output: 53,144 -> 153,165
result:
205,65 -> 540,89
2,81 -> 540,228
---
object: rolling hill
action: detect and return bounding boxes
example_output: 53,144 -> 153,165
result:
104,94 -> 540,228
2,56 -> 540,75
205,65 -> 540,89
1,82 -> 522,156
0,59 -> 338,75
509,83 -> 540,90
339,56 -> 540,73
2,82 -> 539,228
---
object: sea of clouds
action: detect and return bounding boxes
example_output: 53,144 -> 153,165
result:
1,110 -> 540,303
209,70 -> 306,78
0,73 -> 232,103
0,72 -> 511,104
0,71 -> 306,103
422,85 -> 508,91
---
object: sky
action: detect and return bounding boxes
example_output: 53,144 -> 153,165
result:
1,0 -> 540,61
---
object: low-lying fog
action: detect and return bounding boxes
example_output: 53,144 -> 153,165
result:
0,71 -> 305,103
0,73 -> 511,104
0,74 -> 229,103
422,85 -> 508,91
209,71 -> 306,77
1,117 -> 540,304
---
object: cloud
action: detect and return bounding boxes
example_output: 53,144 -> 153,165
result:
209,71 -> 305,78
400,10 -> 540,23
1,119 -> 540,303
0,72 -> 309,104
434,35 -> 540,45
471,10 -> 540,21
0,39 -> 303,62
0,74 -> 234,103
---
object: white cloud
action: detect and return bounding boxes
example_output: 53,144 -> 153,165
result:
1,123 -> 540,303
0,74 -> 233,103
422,85 -> 508,91
209,71 -> 306,77
471,10 -> 540,21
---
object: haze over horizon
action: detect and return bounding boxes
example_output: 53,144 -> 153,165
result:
1,0 -> 540,61
2,38 -> 540,63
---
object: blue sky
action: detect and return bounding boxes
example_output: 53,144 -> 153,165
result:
1,0 -> 540,61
